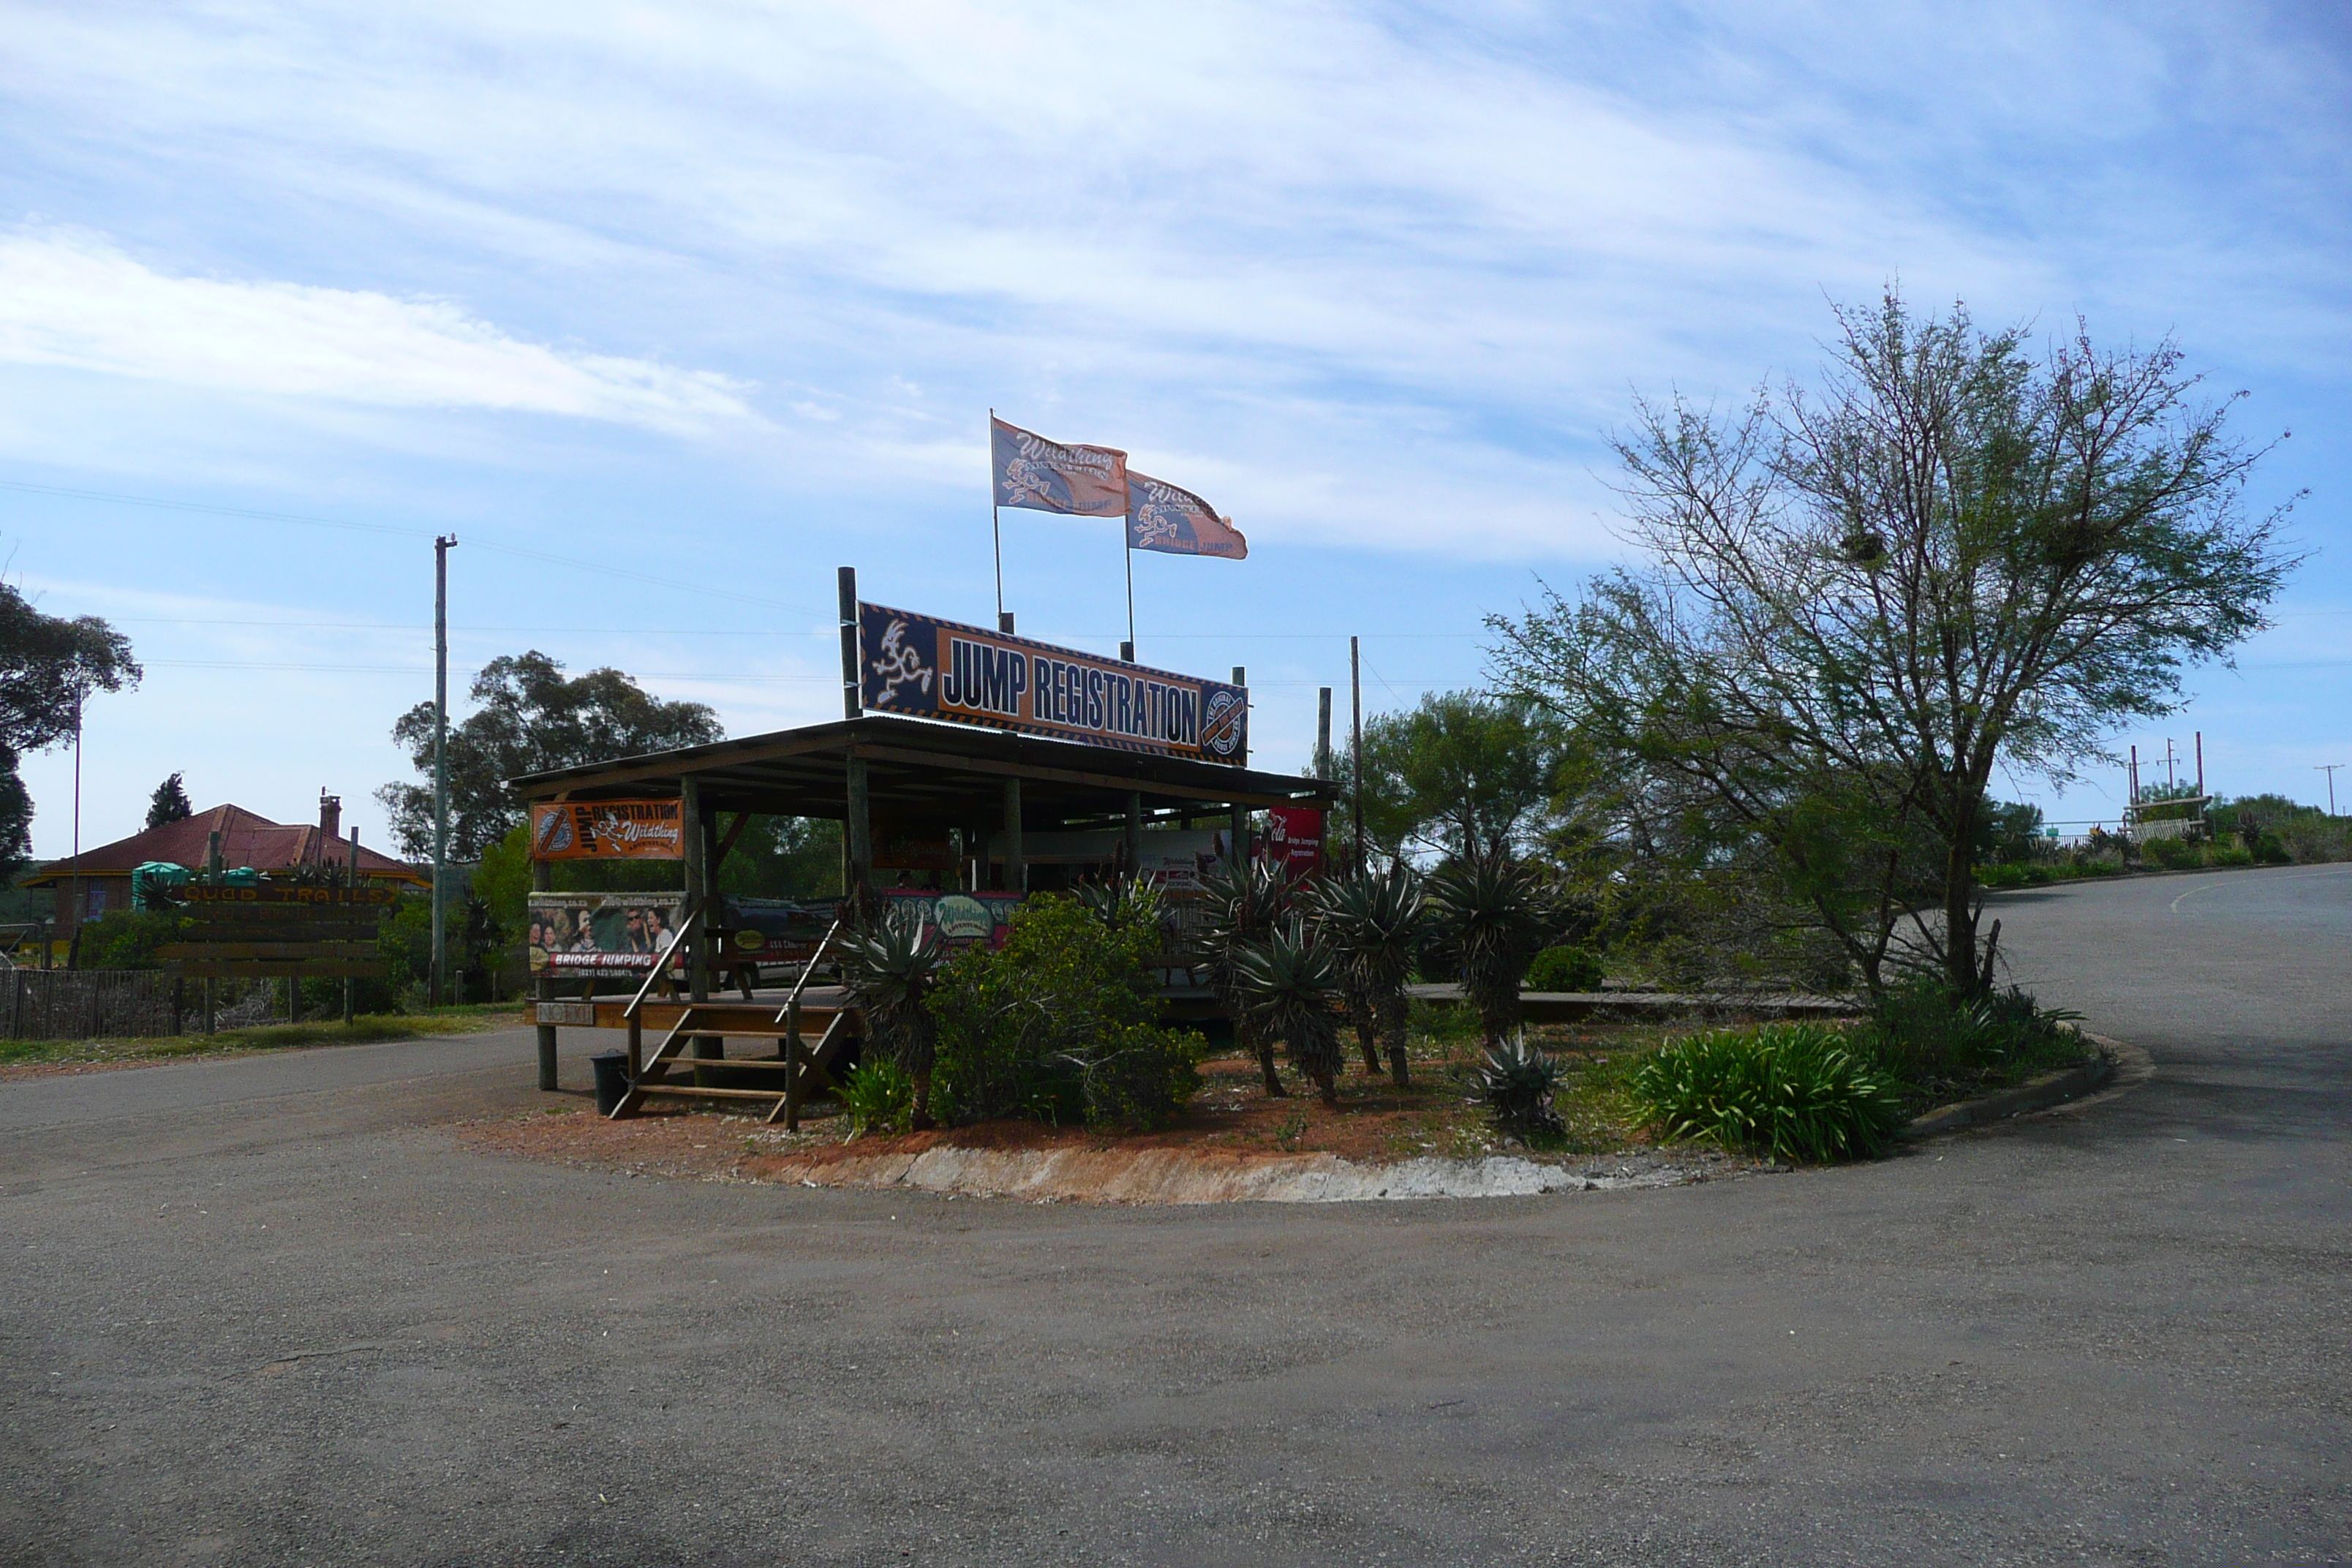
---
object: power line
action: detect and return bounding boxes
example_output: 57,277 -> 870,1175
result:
1,478 -> 820,615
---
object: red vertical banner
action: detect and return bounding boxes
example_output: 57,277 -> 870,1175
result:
1263,806 -> 1324,878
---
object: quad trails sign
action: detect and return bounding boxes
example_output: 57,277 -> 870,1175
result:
158,885 -> 395,979
857,602 -> 1248,764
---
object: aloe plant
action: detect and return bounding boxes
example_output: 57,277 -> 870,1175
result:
1229,921 -> 1346,1107
1471,1033 -> 1564,1139
837,906 -> 944,1128
1308,863 -> 1426,1086
1428,851 -> 1553,1048
1196,860 -> 1294,1097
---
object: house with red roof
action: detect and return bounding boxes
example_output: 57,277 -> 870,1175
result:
20,791 -> 428,938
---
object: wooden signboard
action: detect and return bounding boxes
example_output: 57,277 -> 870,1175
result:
159,886 -> 393,979
857,601 -> 1248,764
530,800 -> 685,861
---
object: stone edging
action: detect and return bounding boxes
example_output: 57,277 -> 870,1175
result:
1897,1030 -> 2148,1141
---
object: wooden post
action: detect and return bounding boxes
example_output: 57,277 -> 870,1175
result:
683,777 -> 718,1065
783,994 -> 802,1132
838,566 -> 862,722
1230,666 -> 1248,867
1003,777 -> 1025,895
1232,665 -> 1248,769
1125,792 -> 1142,878
342,825 -> 360,1026
845,753 -> 873,900
1316,687 -> 1333,780
170,976 -> 184,1037
1350,636 -> 1364,873
203,976 -> 215,1035
532,851 -> 557,1090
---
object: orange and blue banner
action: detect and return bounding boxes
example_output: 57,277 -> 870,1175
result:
1126,470 -> 1248,559
859,601 -> 1248,765
991,416 -> 1128,518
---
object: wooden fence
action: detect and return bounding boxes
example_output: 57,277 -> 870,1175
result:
6,968 -> 181,1041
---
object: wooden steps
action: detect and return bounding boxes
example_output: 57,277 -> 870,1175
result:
604,998 -> 862,1125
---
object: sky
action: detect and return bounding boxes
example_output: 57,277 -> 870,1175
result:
2,0 -> 2347,858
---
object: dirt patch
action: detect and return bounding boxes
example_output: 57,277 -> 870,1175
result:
459,1025 -> 1765,1202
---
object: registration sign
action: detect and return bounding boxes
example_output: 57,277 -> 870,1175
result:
857,602 -> 1247,765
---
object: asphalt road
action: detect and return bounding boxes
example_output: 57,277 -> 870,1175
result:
2,864 -> 2345,1566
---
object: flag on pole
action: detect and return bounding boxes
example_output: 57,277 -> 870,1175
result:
991,416 -> 1128,518
1126,471 -> 1248,559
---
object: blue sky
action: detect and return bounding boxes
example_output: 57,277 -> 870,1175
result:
2,1 -> 2346,856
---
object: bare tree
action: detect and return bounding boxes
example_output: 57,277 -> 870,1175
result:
1492,292 -> 2296,996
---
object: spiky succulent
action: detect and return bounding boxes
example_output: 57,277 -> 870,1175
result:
837,906 -> 943,1125
1229,920 -> 1346,1106
1428,851 -> 1553,1047
1471,1033 -> 1564,1139
1195,860 -> 1294,1096
1307,862 -> 1426,1085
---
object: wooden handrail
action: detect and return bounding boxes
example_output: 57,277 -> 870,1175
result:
622,898 -> 704,1022
773,915 -> 845,1028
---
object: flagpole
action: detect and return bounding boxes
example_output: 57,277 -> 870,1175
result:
989,407 -> 1006,630
1122,540 -> 1136,662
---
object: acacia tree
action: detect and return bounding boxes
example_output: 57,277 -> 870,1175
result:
1335,691 -> 1573,862
1491,293 -> 2295,997
378,650 -> 722,859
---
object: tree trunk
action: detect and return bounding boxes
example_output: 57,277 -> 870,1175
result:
1469,962 -> 1522,1048
1347,977 -> 1381,1076
1944,776 -> 1986,997
1379,987 -> 1411,1088
1315,1068 -> 1338,1107
911,1067 -> 935,1131
1242,1019 -> 1286,1097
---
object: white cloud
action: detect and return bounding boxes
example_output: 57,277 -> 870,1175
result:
0,225 -> 758,435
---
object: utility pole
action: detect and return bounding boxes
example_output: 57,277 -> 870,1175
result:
431,535 -> 457,1007
1314,687 -> 1333,780
1349,636 -> 1364,873
2320,764 -> 2344,817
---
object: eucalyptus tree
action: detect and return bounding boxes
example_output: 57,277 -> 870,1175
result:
1491,292 -> 2295,997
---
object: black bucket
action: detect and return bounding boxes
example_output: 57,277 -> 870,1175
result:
589,1051 -> 630,1116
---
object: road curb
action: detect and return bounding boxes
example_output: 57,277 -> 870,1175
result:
1899,1030 -> 2146,1141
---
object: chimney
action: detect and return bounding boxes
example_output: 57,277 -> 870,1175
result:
319,791 -> 342,862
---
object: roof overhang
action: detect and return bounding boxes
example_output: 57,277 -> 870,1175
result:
508,712 -> 1333,827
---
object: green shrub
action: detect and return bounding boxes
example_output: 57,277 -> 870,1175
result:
1524,944 -> 1605,992
72,909 -> 189,969
2142,834 -> 2195,868
840,1056 -> 915,1138
1859,976 -> 2087,1098
927,894 -> 1201,1131
1631,1023 -> 1906,1162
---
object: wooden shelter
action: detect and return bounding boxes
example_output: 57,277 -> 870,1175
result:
510,567 -> 1335,1120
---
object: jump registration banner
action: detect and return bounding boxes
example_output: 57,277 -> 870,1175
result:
858,602 -> 1247,765
529,799 -> 686,862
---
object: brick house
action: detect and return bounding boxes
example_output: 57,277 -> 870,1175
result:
20,792 -> 429,939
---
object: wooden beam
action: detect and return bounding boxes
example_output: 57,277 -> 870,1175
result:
851,742 -> 1322,809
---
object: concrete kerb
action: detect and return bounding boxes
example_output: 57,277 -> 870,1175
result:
1897,1029 -> 2150,1142
740,1031 -> 2155,1205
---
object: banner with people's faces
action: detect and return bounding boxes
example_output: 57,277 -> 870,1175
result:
527,893 -> 687,974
